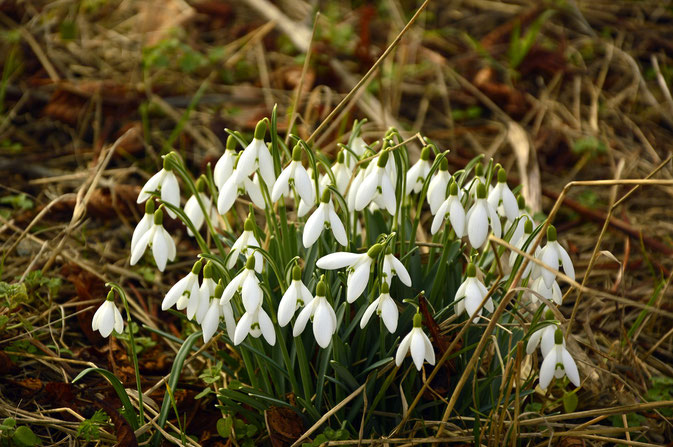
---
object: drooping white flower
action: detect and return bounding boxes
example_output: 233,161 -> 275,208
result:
526,311 -> 561,357
454,264 -> 494,322
227,217 -> 262,272
137,157 -> 180,218
130,208 -> 176,272
234,305 -> 276,346
217,166 -> 265,214
406,146 -> 432,194
360,282 -> 398,333
92,291 -> 124,338
131,200 -> 155,256
508,218 -> 536,279
183,176 -> 218,237
466,162 -> 487,199
536,225 -> 575,287
427,157 -> 451,215
162,260 -> 202,311
292,278 -> 337,348
539,329 -> 580,390
347,165 -> 367,211
355,150 -> 396,214
505,195 -> 533,245
235,120 -> 275,188
271,145 -> 314,206
193,264 -> 217,324
214,136 -> 238,190
465,182 -> 501,248
332,150 -> 352,195
297,168 -> 327,218
431,181 -> 466,236
201,297 -> 221,343
215,280 -> 237,341
487,167 -> 518,221
316,243 -> 383,303
382,249 -> 411,287
395,313 -> 435,370
529,276 -> 563,307
278,265 -> 313,327
347,135 -> 368,169
220,256 -> 263,312
303,190 -> 347,248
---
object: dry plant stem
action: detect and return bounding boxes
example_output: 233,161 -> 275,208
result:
306,0 -> 431,144
567,157 -> 673,336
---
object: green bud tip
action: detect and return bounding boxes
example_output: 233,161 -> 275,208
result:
545,309 -> 555,320
214,280 -> 224,297
245,255 -> 256,270
385,245 -> 393,255
292,265 -> 302,281
162,155 -> 172,171
466,263 -> 476,277
153,208 -> 164,225
413,312 -> 422,328
420,146 -> 431,161
316,280 -> 327,297
517,195 -> 525,210
476,183 -> 486,199
292,144 -> 302,162
377,150 -> 390,168
474,163 -> 483,177
449,181 -> 458,196
554,329 -> 563,345
195,176 -> 207,193
497,167 -> 507,183
524,219 -> 533,234
244,216 -> 255,232
381,282 -> 390,294
547,225 -> 557,242
106,290 -> 115,301
145,199 -> 155,215
367,243 -> 384,259
254,120 -> 267,140
440,158 -> 448,171
191,260 -> 203,274
226,134 -> 237,151
203,262 -> 214,279
320,189 -> 330,203
337,150 -> 345,163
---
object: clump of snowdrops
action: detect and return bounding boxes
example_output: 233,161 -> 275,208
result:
97,114 -> 582,440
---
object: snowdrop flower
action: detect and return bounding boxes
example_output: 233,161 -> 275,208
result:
355,150 -> 396,214
332,150 -> 352,195
214,279 -> 237,341
271,145 -> 314,205
162,260 -> 202,311
183,177 -> 218,237
360,282 -> 398,333
214,135 -> 238,190
427,156 -> 451,215
431,181 -> 466,236
220,256 -> 263,311
201,296 -> 221,344
278,265 -> 313,327
297,168 -> 327,217
467,162 -> 487,199
217,162 -> 265,214
539,329 -> 580,390
317,243 -> 383,303
192,262 -> 216,323
508,219 -> 535,279
347,135 -> 368,169
227,217 -> 262,272
526,310 -> 561,357
131,200 -> 155,256
506,195 -> 533,245
406,146 -> 431,194
382,248 -> 411,287
137,155 -> 180,218
465,183 -> 501,248
303,190 -> 347,248
488,168 -> 518,221
537,225 -> 575,287
92,291 -> 124,338
234,305 -> 276,346
130,208 -> 176,272
395,313 -> 435,370
236,120 -> 275,188
347,162 -> 367,211
293,278 -> 337,348
529,276 -> 563,306
454,264 -> 494,322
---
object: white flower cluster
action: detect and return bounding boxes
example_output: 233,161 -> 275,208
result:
111,118 -> 580,385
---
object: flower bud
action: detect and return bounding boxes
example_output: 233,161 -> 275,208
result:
466,263 -> 476,277
367,243 -> 384,259
413,312 -> 422,328
547,225 -> 557,242
292,265 -> 302,281
226,134 -> 237,151
377,150 -> 390,168
245,255 -> 256,270
497,167 -> 507,183
191,260 -> 203,274
292,144 -> 302,162
254,120 -> 267,140
476,183 -> 486,199
145,199 -> 155,215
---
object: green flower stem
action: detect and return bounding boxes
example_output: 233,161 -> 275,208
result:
106,282 -> 144,426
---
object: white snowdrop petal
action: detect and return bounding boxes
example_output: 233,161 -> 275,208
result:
347,262 -> 370,303
292,301 -> 314,337
130,229 -> 152,266
161,172 -> 181,216
422,331 -> 435,365
237,143 -> 257,179
234,312 -> 253,345
556,243 -> 575,281
195,291 -> 210,324
221,301 -> 236,340
431,202 -> 448,235
395,332 -> 413,366
380,173 -> 396,214
468,202 -> 489,248
526,329 -> 543,355
241,274 -> 262,311
380,296 -> 398,333
98,303 -> 115,338
113,306 -> 124,334
162,275 -> 190,310
540,245 -> 559,287
217,178 -> 238,214
539,347 -> 559,389
449,198 -> 466,238
278,287 -> 298,327
551,281 -> 563,305
502,186 -> 518,220
202,301 -> 221,343
245,177 -> 265,208
464,281 -> 483,318
390,256 -> 411,287
486,203 -> 502,238
317,252 -> 361,270
360,298 -> 379,329
214,152 -> 234,189
355,172 -> 378,211
257,144 -> 276,187
303,206 -> 325,248
152,229 -> 169,272
294,165 -> 315,205
410,331 -> 426,370
271,167 -> 292,202
138,171 -> 164,203
540,327 -> 556,357
328,207 -> 348,246
313,302 -> 333,348
562,348 -> 580,387
131,215 -> 152,254
259,309 -> 276,346
164,229 -> 177,261
220,274 -> 243,304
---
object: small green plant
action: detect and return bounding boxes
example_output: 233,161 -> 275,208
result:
0,418 -> 42,447
216,415 -> 258,447
507,9 -> 555,70
76,410 -> 109,443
